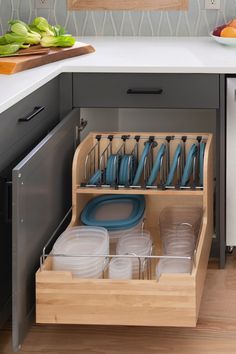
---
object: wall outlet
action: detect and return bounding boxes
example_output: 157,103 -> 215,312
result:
205,0 -> 220,10
35,0 -> 52,9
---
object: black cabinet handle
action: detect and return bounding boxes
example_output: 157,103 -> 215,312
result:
18,106 -> 45,122
127,89 -> 163,95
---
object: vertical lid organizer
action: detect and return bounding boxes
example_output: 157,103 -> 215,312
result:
78,133 -> 207,191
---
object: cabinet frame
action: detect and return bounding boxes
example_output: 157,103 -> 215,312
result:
7,72 -> 226,350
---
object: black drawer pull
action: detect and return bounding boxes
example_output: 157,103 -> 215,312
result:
127,89 -> 163,95
18,106 -> 45,122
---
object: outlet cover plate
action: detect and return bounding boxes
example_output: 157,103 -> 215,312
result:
205,0 -> 220,10
35,0 -> 52,9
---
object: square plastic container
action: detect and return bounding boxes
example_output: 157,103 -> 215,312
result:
51,226 -> 109,279
159,206 -> 203,241
157,206 -> 203,278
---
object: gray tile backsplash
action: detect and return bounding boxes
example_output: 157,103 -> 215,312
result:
0,0 -> 236,36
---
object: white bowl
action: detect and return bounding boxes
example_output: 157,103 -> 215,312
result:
210,32 -> 236,46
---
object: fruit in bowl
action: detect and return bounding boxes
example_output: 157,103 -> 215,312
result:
227,19 -> 236,29
211,19 -> 236,45
221,27 -> 236,38
212,19 -> 236,37
212,24 -> 227,37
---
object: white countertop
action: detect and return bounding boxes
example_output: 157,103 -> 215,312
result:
0,36 -> 235,114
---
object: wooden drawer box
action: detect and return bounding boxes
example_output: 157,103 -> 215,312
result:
36,132 -> 213,327
73,73 -> 219,109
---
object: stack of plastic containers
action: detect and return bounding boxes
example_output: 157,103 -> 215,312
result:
108,257 -> 133,280
108,221 -> 144,249
81,194 -> 145,248
51,226 -> 109,279
117,231 -> 152,279
156,206 -> 202,278
162,223 -> 196,256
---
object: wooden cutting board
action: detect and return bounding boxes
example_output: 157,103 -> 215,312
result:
0,42 -> 95,75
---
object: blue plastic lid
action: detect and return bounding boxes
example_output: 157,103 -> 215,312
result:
81,194 -> 145,231
147,144 -> 166,186
166,144 -> 182,186
181,144 -> 198,186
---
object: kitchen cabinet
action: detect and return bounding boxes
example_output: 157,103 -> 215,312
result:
0,78 -> 60,173
0,71 -> 226,351
0,77 -> 60,330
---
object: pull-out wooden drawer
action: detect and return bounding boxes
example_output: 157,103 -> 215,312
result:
73,73 -> 219,109
36,132 -> 213,327
36,223 -> 210,327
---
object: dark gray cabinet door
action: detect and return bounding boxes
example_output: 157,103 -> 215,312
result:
12,109 -> 80,351
0,78 -> 60,331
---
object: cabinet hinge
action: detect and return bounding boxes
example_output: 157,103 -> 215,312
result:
79,118 -> 88,132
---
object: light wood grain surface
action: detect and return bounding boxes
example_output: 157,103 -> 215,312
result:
1,254 -> 236,354
68,0 -> 188,10
0,42 -> 95,75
